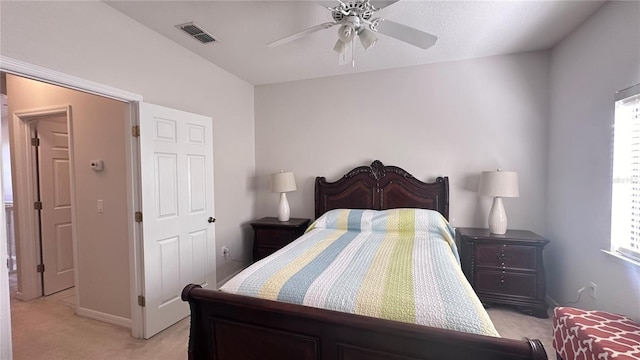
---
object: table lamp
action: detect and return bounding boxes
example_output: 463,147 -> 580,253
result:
270,171 -> 297,221
478,169 -> 519,234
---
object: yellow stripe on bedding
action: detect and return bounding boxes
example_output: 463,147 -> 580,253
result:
381,209 -> 415,322
354,209 -> 402,317
258,230 -> 345,300
336,209 -> 349,229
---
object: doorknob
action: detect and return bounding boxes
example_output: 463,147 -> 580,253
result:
208,217 -> 216,223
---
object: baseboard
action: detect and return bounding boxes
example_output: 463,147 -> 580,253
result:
546,295 -> 560,308
216,268 -> 245,289
76,307 -> 131,328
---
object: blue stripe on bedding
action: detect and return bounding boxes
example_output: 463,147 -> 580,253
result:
322,232 -> 385,312
236,230 -> 333,297
348,210 -> 363,231
277,231 -> 358,303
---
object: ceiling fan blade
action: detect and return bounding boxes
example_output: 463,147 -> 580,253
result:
318,1 -> 344,9
267,22 -> 338,47
374,19 -> 437,49
370,1 -> 401,10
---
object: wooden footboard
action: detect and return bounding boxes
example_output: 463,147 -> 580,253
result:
182,284 -> 547,360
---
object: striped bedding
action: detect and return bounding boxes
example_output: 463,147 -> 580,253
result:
221,208 -> 499,337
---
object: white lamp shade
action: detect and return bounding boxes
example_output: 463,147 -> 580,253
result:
333,39 -> 348,54
478,170 -> 519,198
358,29 -> 377,50
271,171 -> 297,193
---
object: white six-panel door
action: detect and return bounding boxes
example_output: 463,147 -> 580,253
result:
139,103 -> 215,339
37,119 -> 74,296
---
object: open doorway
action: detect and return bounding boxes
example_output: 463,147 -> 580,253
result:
4,72 -> 133,331
5,92 -> 75,301
29,113 -> 75,297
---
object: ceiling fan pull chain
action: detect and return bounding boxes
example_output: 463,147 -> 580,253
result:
351,39 -> 356,67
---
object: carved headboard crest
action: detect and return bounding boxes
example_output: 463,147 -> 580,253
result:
344,160 -> 414,181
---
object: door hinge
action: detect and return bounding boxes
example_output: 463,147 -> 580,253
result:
138,295 -> 146,307
31,137 -> 40,146
132,126 -> 140,137
135,211 -> 143,223
34,201 -> 43,210
37,264 -> 45,273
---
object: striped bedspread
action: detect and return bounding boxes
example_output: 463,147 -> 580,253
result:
221,208 -> 499,337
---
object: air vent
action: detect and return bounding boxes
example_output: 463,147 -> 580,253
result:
176,22 -> 218,44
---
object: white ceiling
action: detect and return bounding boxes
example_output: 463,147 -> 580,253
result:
105,0 -> 605,85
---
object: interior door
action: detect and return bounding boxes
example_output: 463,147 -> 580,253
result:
37,118 -> 74,295
139,102 -> 216,339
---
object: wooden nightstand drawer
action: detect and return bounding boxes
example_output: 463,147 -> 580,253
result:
475,244 -> 536,270
476,270 -> 537,298
251,217 -> 311,262
254,228 -> 297,248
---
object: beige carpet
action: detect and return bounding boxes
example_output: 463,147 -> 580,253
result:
10,288 -> 189,360
486,305 -> 555,358
10,290 -> 554,359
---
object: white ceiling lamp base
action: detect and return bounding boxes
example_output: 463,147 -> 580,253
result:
488,197 -> 507,235
277,192 -> 291,222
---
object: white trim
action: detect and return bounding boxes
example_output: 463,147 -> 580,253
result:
601,249 -> 640,272
0,56 -> 142,103
64,108 -> 81,315
76,307 -> 132,328
126,102 -> 144,339
1,56 -> 144,337
0,142 -> 13,360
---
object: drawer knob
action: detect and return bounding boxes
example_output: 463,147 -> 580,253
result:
497,254 -> 511,261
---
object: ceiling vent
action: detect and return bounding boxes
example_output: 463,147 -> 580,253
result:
176,22 -> 218,44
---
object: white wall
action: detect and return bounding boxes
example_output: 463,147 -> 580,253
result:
255,52 -> 550,233
7,74 -> 131,319
547,1 -> 640,320
0,1 -> 256,285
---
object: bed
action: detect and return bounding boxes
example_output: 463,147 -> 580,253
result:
181,160 -> 547,360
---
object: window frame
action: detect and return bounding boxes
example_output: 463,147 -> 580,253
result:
611,83 -> 640,264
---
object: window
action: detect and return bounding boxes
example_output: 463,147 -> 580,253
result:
611,83 -> 640,262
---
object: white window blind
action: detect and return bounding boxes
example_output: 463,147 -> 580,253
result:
611,83 -> 640,262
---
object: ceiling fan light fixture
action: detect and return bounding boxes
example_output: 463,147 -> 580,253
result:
337,23 -> 357,42
333,39 -> 348,54
358,28 -> 377,50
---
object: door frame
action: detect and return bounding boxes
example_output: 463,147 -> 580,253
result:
1,55 -> 146,338
11,106 -> 74,301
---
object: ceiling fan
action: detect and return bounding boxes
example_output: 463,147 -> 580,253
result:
267,0 -> 437,65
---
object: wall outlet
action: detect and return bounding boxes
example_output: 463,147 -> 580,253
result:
588,282 -> 597,299
222,246 -> 230,259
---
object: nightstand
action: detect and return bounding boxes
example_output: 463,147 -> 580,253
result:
455,227 -> 550,318
250,217 -> 311,262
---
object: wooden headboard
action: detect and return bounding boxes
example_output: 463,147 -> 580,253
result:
315,160 -> 449,220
